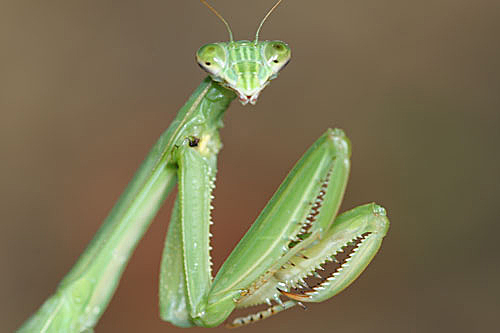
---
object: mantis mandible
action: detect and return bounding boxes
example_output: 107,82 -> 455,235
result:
18,1 -> 389,331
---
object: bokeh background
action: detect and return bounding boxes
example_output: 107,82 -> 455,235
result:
1,0 -> 499,332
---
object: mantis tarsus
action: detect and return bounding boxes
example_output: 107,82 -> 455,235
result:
18,1 -> 389,331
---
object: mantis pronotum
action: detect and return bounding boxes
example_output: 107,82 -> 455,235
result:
18,1 -> 389,331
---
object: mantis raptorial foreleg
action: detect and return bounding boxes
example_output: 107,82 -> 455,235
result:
158,128 -> 388,328
159,197 -> 194,327
229,203 -> 389,327
18,1 -> 389,331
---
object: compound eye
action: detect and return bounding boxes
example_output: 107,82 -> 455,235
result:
196,43 -> 226,76
264,41 -> 291,72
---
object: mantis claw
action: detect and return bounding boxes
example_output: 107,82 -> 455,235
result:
275,203 -> 389,303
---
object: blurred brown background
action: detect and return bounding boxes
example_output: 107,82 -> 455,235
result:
1,0 -> 499,332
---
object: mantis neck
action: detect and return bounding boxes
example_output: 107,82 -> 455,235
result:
167,77 -> 237,149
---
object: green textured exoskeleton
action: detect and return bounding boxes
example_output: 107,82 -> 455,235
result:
17,1 -> 389,331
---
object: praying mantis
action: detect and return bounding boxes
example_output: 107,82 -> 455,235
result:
17,0 -> 389,331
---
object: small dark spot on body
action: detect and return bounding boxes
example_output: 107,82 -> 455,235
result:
188,136 -> 200,147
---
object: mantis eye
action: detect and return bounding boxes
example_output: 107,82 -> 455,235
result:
263,41 -> 291,73
196,43 -> 226,76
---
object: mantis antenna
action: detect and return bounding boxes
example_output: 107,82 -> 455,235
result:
255,0 -> 283,43
200,0 -> 234,42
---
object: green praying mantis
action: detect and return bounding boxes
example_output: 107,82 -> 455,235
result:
18,1 -> 389,331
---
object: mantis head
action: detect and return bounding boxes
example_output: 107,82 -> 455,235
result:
197,0 -> 290,105
196,40 -> 290,105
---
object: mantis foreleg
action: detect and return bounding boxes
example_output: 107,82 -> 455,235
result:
159,197 -> 194,327
159,128 -> 388,328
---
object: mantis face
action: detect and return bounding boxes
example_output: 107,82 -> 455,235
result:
196,40 -> 291,105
